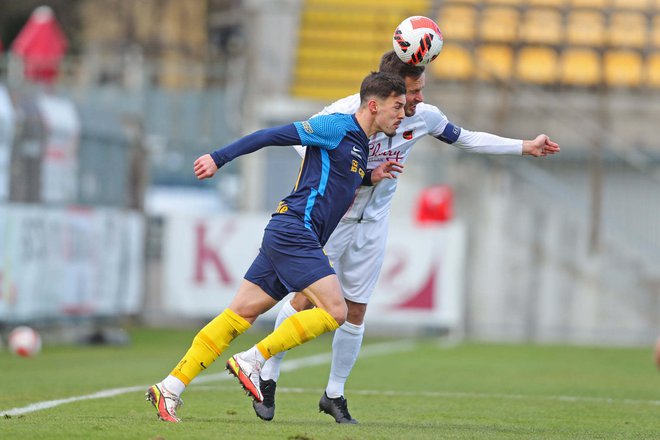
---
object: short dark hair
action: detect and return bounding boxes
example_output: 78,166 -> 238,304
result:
379,50 -> 425,80
359,71 -> 406,104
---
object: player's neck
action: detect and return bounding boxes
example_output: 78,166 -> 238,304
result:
354,108 -> 377,137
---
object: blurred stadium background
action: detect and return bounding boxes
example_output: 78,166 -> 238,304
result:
1,0 -> 659,349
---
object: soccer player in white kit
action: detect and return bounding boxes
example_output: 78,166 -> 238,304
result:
253,51 -> 560,423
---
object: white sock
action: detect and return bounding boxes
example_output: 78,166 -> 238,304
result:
162,375 -> 186,396
260,300 -> 298,381
325,321 -> 364,398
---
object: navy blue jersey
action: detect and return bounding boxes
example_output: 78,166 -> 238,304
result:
210,113 -> 369,246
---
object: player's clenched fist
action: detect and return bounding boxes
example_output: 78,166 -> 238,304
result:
194,154 -> 218,180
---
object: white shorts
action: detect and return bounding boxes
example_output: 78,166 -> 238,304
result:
324,216 -> 389,304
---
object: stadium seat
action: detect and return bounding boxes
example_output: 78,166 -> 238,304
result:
476,44 -> 514,81
431,43 -> 475,81
645,52 -> 660,88
442,0 -> 479,4
609,11 -> 648,49
604,50 -> 644,87
482,0 -> 522,7
566,10 -> 606,48
527,0 -> 567,8
519,8 -> 563,46
292,6 -> 403,101
567,0 -> 610,8
305,0 -> 430,7
516,46 -> 559,85
610,0 -> 650,10
559,48 -> 601,87
650,15 -> 660,49
437,4 -> 478,42
479,6 -> 520,43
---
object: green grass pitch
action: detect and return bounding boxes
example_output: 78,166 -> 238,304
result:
1,327 -> 659,439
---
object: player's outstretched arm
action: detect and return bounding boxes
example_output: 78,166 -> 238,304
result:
194,124 -> 303,180
522,134 -> 560,157
194,154 -> 218,180
370,160 -> 404,185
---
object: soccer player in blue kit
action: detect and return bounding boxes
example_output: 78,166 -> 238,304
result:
146,71 -> 406,423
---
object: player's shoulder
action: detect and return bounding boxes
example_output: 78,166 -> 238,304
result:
317,93 -> 360,116
416,102 -> 447,118
414,102 -> 449,126
304,112 -> 356,133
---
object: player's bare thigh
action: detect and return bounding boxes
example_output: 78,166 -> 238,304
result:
300,274 -> 347,325
228,279 -> 279,323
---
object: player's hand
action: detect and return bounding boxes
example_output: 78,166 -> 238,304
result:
371,160 -> 404,184
194,154 -> 218,180
523,134 -> 560,157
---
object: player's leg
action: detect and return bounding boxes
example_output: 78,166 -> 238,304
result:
229,274 -> 344,402
254,221 -> 356,420
320,218 -> 388,424
254,292 -> 312,420
229,227 -> 344,404
147,279 -> 277,422
260,292 -> 314,382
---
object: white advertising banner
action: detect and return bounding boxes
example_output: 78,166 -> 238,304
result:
0,85 -> 14,201
0,205 -> 145,322
36,94 -> 80,204
163,213 -> 466,331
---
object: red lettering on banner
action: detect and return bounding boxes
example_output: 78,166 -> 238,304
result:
194,222 -> 234,285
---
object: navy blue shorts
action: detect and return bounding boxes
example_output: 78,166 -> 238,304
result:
244,223 -> 336,301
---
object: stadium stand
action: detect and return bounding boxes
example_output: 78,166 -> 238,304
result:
291,0 -> 660,97
611,0 -> 650,10
567,0 -> 610,8
519,7 -> 563,46
476,44 -> 515,81
604,50 -> 644,88
565,10 -> 606,48
559,47 -> 601,87
479,6 -> 520,43
431,43 -> 475,81
290,0 -> 430,100
482,0 -> 522,7
650,15 -> 660,48
439,4 -> 478,42
527,0 -> 567,8
608,11 -> 648,49
645,52 -> 660,87
516,46 -> 559,85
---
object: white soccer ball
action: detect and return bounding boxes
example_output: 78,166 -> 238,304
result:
393,16 -> 444,66
8,326 -> 42,357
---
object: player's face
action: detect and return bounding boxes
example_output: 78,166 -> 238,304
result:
404,73 -> 426,117
375,93 -> 406,137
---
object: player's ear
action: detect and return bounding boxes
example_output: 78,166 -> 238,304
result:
368,98 -> 378,114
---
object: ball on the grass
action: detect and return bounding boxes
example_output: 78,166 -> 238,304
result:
8,326 -> 42,358
392,16 -> 443,66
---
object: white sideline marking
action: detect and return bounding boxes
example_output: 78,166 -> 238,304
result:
0,339 -> 417,417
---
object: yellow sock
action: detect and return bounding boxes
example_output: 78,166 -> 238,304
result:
170,308 -> 250,385
256,308 -> 339,359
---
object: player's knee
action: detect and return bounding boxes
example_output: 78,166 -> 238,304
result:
346,301 -> 367,325
327,301 -> 348,326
